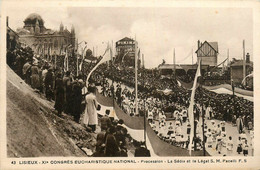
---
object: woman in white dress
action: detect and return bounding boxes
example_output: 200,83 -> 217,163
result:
83,86 -> 98,132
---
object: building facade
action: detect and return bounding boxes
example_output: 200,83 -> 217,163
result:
195,40 -> 218,66
17,13 -> 76,57
6,17 -> 20,51
7,26 -> 19,51
230,54 -> 253,85
115,37 -> 139,67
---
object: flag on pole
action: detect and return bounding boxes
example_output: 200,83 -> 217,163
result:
188,58 -> 201,156
86,43 -> 111,87
64,48 -> 68,72
79,45 -> 88,71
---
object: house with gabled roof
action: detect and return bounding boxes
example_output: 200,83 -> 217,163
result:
195,40 -> 218,66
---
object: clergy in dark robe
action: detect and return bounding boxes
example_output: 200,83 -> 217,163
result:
72,79 -> 82,123
236,115 -> 244,134
54,72 -> 64,116
63,71 -> 73,114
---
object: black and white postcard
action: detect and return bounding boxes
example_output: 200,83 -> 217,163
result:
1,0 -> 260,169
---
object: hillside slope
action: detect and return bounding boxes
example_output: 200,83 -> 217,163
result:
6,66 -> 95,157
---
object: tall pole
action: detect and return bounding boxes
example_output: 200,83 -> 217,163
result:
174,48 -> 176,79
142,53 -> 146,146
243,40 -> 246,79
96,46 -> 98,57
76,39 -> 79,76
135,37 -> 139,117
200,58 -> 205,155
202,101 -> 205,156
111,40 -> 114,61
93,46 -> 95,57
199,58 -> 205,155
192,49 -> 194,65
111,40 -> 113,63
109,42 -> 115,108
227,49 -> 229,66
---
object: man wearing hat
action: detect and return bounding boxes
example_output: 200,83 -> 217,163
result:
44,67 -> 54,100
54,72 -> 64,116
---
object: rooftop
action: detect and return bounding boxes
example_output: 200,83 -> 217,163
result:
24,13 -> 44,26
195,41 -> 218,53
230,60 -> 253,67
118,37 -> 134,42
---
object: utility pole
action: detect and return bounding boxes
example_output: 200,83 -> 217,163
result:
135,37 -> 139,117
142,53 -> 146,147
173,48 -> 176,79
108,42 -> 115,108
96,46 -> 98,57
93,46 -> 95,57
76,39 -> 79,76
243,40 -> 246,79
192,48 -> 194,65
201,85 -> 206,156
110,41 -> 113,62
198,56 -> 205,155
227,49 -> 229,66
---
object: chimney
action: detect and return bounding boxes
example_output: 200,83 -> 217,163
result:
6,16 -> 9,27
198,40 -> 200,49
246,53 -> 250,63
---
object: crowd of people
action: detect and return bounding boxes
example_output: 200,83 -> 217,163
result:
90,62 -> 253,130
87,61 -> 254,156
7,46 -> 152,157
7,45 -> 254,156
92,71 -> 254,155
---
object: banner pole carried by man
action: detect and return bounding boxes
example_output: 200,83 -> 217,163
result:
188,58 -> 201,156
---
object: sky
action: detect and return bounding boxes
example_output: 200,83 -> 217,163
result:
6,6 -> 253,68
